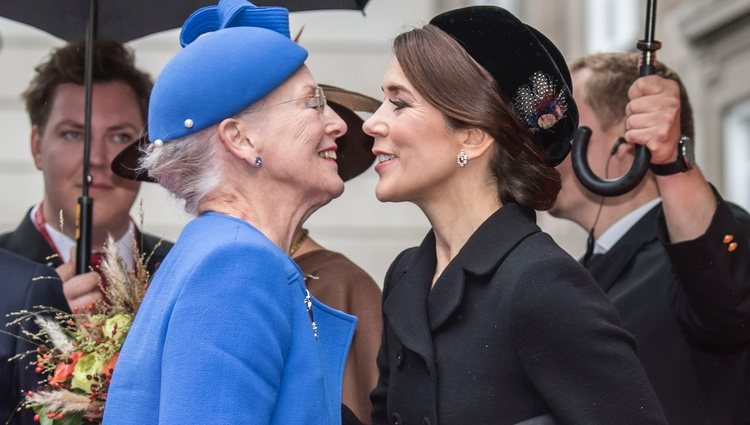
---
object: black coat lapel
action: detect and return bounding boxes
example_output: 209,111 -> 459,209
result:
383,232 -> 438,365
428,203 -> 540,331
0,211 -> 59,267
586,205 -> 661,293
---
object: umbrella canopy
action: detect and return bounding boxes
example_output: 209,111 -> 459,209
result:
0,0 -> 369,42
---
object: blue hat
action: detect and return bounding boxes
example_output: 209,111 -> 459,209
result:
147,0 -> 307,143
179,0 -> 292,46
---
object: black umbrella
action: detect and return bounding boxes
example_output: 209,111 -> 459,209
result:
0,0 -> 371,274
0,0 -> 369,42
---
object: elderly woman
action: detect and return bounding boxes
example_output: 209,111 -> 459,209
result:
103,1 -> 356,424
363,6 -> 668,425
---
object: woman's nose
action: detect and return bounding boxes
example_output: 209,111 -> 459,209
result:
326,106 -> 347,139
362,102 -> 387,137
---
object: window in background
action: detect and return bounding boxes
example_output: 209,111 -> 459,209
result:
585,0 -> 639,53
723,98 -> 750,211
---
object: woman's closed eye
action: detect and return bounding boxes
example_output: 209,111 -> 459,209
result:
389,98 -> 410,111
303,96 -> 320,110
302,87 -> 326,114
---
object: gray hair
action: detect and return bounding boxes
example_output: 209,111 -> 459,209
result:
138,126 -> 223,215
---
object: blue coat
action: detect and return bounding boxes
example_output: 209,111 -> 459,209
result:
104,213 -> 357,425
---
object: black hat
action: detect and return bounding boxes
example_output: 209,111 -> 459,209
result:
112,84 -> 379,182
430,6 -> 578,166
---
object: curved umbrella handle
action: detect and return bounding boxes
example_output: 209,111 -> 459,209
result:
571,0 -> 659,197
572,127 -> 651,197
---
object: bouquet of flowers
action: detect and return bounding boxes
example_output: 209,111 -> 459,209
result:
7,237 -> 156,425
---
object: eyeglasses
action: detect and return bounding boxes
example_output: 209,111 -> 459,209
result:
270,86 -> 327,115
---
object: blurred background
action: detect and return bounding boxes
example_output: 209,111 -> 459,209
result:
1,0 -> 749,285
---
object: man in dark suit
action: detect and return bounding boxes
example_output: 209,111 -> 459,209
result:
0,40 -> 171,310
0,249 -> 69,425
550,52 -> 750,424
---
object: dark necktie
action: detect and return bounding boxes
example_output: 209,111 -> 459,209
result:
89,252 -> 111,293
581,231 -> 606,270
582,229 -> 596,265
90,252 -> 104,270
584,253 -> 605,270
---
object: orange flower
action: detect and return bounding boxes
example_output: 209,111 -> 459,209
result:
49,352 -> 84,385
101,353 -> 119,378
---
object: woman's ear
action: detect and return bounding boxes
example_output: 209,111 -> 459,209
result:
217,118 -> 256,161
460,127 -> 495,160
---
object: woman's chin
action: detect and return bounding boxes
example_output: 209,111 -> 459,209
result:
375,186 -> 402,203
331,183 -> 345,200
319,180 -> 345,204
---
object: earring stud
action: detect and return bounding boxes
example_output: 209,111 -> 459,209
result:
254,156 -> 263,168
457,149 -> 468,167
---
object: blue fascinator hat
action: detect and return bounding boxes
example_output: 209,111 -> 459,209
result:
147,0 -> 308,143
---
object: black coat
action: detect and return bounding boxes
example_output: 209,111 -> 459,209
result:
0,249 -> 70,425
585,197 -> 750,425
0,209 -> 172,274
371,204 -> 667,425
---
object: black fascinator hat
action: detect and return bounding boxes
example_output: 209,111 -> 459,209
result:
430,6 -> 578,166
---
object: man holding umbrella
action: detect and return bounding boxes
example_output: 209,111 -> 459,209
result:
550,52 -> 750,424
0,40 -> 171,308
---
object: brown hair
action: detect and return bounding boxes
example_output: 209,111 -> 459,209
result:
393,25 -> 561,210
570,52 -> 694,139
22,40 -> 153,130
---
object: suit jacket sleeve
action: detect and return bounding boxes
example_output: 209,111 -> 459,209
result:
18,265 -> 71,391
512,257 -> 667,424
158,243 -> 293,425
658,193 -> 750,346
1,252 -> 68,425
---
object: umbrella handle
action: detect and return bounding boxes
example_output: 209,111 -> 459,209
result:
75,196 -> 93,275
570,0 -> 659,197
571,127 -> 651,197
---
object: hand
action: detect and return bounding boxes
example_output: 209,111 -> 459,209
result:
623,75 -> 682,164
624,77 -> 717,242
56,248 -> 104,311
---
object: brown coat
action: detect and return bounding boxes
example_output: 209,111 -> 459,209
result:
296,249 -> 383,424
